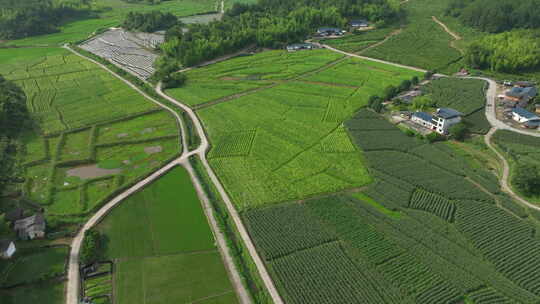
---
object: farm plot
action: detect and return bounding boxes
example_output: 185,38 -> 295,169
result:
83,263 -> 113,304
423,77 -> 490,134
96,167 -> 238,304
196,56 -> 420,209
166,49 -> 344,107
362,0 -> 463,74
0,280 -> 65,304
0,47 -> 157,134
1,47 -> 181,218
80,29 -> 164,80
0,246 -> 68,287
321,28 -> 398,53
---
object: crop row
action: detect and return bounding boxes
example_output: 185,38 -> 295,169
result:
424,78 -> 487,115
409,189 -> 456,222
455,200 -> 540,296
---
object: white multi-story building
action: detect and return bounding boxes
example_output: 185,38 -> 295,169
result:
411,108 -> 462,135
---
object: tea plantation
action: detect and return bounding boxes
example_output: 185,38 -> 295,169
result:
241,109 -> 540,304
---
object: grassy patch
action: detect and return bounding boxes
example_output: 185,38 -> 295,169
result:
0,281 -> 65,304
0,247 -> 68,287
351,192 -> 401,218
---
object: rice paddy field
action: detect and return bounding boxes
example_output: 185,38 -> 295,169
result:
0,47 -> 181,218
96,167 -> 238,304
191,50 -> 422,210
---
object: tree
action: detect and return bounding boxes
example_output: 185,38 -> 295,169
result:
426,132 -> 445,143
449,123 -> 467,141
383,85 -> 397,101
412,95 -> 434,111
398,79 -> 412,92
411,76 -> 419,85
162,72 -> 187,89
80,229 -> 102,265
514,164 -> 540,196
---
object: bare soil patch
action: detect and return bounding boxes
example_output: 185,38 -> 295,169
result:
66,165 -> 122,179
144,145 -> 163,154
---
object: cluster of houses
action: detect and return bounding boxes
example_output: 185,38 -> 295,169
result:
411,108 -> 463,135
0,209 -> 46,259
500,81 -> 539,128
286,43 -> 318,52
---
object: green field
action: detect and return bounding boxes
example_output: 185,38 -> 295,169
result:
96,166 -> 238,303
3,0 -> 220,46
0,281 -> 65,304
166,49 -> 344,107
321,28 -> 398,53
0,246 -> 68,287
0,47 -> 180,218
241,109 -> 540,303
363,0 -> 463,73
192,52 -> 422,210
423,77 -> 491,134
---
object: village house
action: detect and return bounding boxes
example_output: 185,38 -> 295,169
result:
350,20 -> 369,28
14,214 -> 46,240
511,107 -> 540,125
0,239 -> 16,259
316,27 -> 344,37
411,108 -> 462,135
286,43 -> 316,52
514,81 -> 535,88
503,86 -> 537,109
536,104 -> 540,114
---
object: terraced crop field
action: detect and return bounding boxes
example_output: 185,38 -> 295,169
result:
241,109 -> 540,304
362,0 -> 463,74
166,49 -> 344,107
96,167 -> 238,304
194,51 -> 422,210
0,47 -> 180,219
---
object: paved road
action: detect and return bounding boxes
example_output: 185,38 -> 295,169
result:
64,46 -> 252,304
156,84 -> 285,304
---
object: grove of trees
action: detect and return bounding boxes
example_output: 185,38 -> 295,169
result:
123,10 -> 180,32
464,30 -> 540,73
158,0 -> 402,69
446,0 -> 540,33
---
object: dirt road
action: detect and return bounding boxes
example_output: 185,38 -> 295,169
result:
432,16 -> 464,54
156,83 -> 285,304
64,45 -> 252,304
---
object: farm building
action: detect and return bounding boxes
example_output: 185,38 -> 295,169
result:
0,239 -> 16,259
504,86 -> 537,103
317,27 -> 344,36
350,20 -> 369,28
411,108 -> 462,135
286,43 -> 316,52
14,214 -> 45,240
395,89 -> 422,103
511,107 -> 540,124
514,81 -> 535,88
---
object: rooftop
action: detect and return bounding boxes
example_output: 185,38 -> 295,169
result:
436,108 -> 462,119
412,111 -> 433,122
512,107 -> 540,120
506,87 -> 537,99
0,239 -> 13,252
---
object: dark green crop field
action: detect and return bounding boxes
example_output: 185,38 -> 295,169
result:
243,109 -> 540,304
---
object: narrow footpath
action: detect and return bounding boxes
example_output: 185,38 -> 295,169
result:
432,16 -> 464,54
64,45 -> 252,304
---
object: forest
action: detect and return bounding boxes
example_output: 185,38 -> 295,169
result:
0,0 -> 93,39
465,30 -> 540,73
158,0 -> 402,69
446,0 -> 540,33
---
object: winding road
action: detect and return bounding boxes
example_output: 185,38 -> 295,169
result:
64,46 -> 252,304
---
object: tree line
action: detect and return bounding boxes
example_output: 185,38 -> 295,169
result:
446,0 -> 540,33
155,0 -> 401,77
0,75 -> 29,206
123,10 -> 180,32
0,0 -> 93,39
